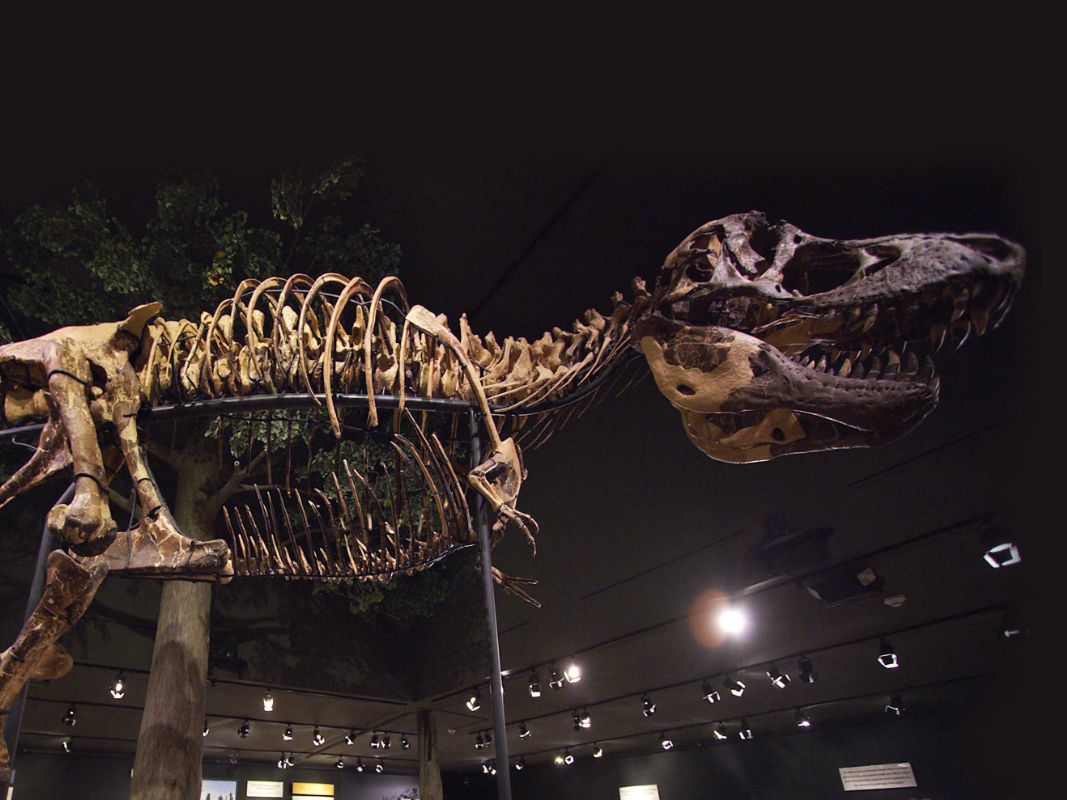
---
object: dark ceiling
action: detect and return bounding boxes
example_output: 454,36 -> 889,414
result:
1,144 -> 1050,791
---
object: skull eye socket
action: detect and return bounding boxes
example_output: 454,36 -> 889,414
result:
781,242 -> 863,296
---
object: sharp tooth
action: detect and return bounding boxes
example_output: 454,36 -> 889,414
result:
930,375 -> 941,394
971,304 -> 990,336
903,351 -> 919,377
883,360 -> 900,380
851,363 -> 865,380
930,323 -> 947,351
846,306 -> 863,325
867,356 -> 882,379
921,355 -> 936,381
817,355 -> 828,372
861,304 -> 879,333
839,357 -> 852,378
859,342 -> 872,360
951,320 -> 972,350
988,281 -> 1007,313
887,349 -> 901,367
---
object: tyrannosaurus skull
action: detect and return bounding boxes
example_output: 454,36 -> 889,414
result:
636,212 -> 1025,463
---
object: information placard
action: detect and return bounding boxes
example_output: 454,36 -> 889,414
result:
839,763 -> 917,791
619,786 -> 661,800
246,780 -> 284,798
292,783 -> 335,797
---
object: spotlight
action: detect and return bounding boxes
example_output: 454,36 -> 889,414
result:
238,720 -> 250,739
277,754 -> 287,769
312,726 -> 325,746
885,694 -> 905,715
877,638 -> 899,669
701,680 -> 720,704
284,724 -> 294,741
573,710 -> 591,730
564,749 -> 575,765
795,709 -> 812,728
661,734 -> 674,750
336,756 -> 344,769
203,719 -> 209,737
482,759 -> 495,775
798,656 -> 817,684
554,753 -> 566,766
344,731 -> 354,746
110,673 -> 126,699
1001,609 -> 1025,640
518,721 -> 531,739
375,758 -> 384,773
382,733 -> 391,749
401,735 -> 411,750
738,719 -> 753,740
724,674 -> 746,697
712,724 -> 728,741
262,690 -> 274,712
717,605 -> 747,636
767,663 -> 791,689
642,696 -> 656,717
62,705 -> 76,727
564,661 -> 582,684
484,729 -> 493,745
466,688 -> 482,711
356,757 -> 365,772
593,743 -> 604,758
62,737 -> 71,753
528,672 -> 542,698
371,732 -> 381,749
286,752 -> 295,767
515,756 -> 526,770
229,752 -> 239,765
474,733 -> 485,751
983,541 -> 1022,569
549,666 -> 564,690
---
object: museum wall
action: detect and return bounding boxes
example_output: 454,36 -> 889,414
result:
9,753 -> 418,799
443,707 -> 1018,800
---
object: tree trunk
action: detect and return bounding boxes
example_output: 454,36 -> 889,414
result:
418,708 -> 443,800
129,454 -> 216,800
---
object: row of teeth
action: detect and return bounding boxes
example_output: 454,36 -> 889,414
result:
794,347 -> 939,389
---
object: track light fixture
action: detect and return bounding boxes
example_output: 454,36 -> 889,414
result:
642,695 -> 656,717
564,749 -> 575,765
712,723 -> 728,741
515,756 -> 526,770
110,672 -> 126,700
284,724 -> 294,741
356,757 -> 365,772
262,689 -> 274,712
312,726 -> 325,746
885,694 -> 905,715
344,731 -> 353,746
701,679 -> 720,704
573,710 -> 592,730
401,735 -> 411,750
483,729 -> 493,745
466,688 -> 482,711
286,752 -> 295,767
335,756 -> 344,769
474,733 -> 485,751
767,663 -> 791,689
62,705 -> 76,727
61,737 -> 71,753
738,719 -> 753,740
238,720 -> 250,739
370,732 -> 381,749
528,672 -> 542,698
518,721 -> 531,739
549,666 -> 564,690
229,752 -> 239,765
564,660 -> 582,684
277,753 -> 287,769
593,743 -> 604,758
661,733 -> 674,750
795,709 -> 812,728
482,759 -> 496,775
203,719 -> 210,737
375,758 -> 384,773
724,674 -> 746,697
798,656 -> 817,684
983,541 -> 1021,569
1001,609 -> 1025,640
554,753 -> 566,766
877,638 -> 899,669
382,733 -> 391,749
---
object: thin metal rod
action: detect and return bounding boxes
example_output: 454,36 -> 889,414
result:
2,482 -> 74,782
469,411 -> 512,799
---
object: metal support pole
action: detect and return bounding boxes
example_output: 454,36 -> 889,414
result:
2,482 -> 74,782
469,411 -> 512,800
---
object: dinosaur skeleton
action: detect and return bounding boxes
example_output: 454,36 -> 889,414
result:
0,211 -> 1024,783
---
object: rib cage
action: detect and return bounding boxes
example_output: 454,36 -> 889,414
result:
222,426 -> 474,581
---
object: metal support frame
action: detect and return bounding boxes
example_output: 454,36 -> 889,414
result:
2,482 -> 74,787
470,410 -> 512,800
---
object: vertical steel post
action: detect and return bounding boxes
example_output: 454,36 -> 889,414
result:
469,411 -> 512,799
2,482 -> 74,781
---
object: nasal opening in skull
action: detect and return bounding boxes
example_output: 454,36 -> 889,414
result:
781,242 -> 864,296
